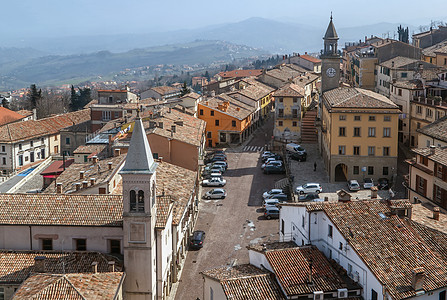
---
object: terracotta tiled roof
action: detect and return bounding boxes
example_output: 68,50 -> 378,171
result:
323,87 -> 399,110
181,92 -> 201,99
412,146 -> 447,166
218,69 -> 263,79
156,195 -> 173,228
150,86 -> 180,96
274,83 -> 305,97
0,194 -> 123,226
0,109 -> 90,143
228,79 -> 274,101
300,54 -> 321,63
265,246 -> 349,296
200,94 -> 256,120
12,272 -> 124,300
320,200 -> 447,299
423,40 -> 447,57
16,109 -> 34,117
417,116 -> 447,143
411,203 -> 447,235
263,64 -> 307,83
0,250 -> 122,284
392,80 -> 423,90
380,56 -> 418,69
247,241 -> 298,253
73,144 -> 107,155
0,107 -> 27,126
202,264 -> 285,300
43,154 -> 126,194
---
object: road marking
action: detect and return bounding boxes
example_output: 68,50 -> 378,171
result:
243,146 -> 249,151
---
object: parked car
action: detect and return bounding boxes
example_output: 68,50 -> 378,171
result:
295,183 -> 322,194
262,154 -> 281,162
212,161 -> 228,170
298,193 -> 321,202
205,155 -> 227,164
348,180 -> 360,191
261,160 -> 283,170
265,193 -> 287,200
286,143 -> 306,155
264,164 -> 285,174
190,230 -> 205,249
263,189 -> 284,199
378,178 -> 389,190
363,178 -> 374,189
204,188 -> 227,199
261,157 -> 277,167
201,177 -> 226,187
268,194 -> 288,202
290,152 -> 307,162
204,164 -> 225,173
263,196 -> 288,208
202,172 -> 223,180
264,207 -> 280,219
261,151 -> 275,159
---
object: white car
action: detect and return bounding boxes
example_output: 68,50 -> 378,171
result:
295,183 -> 322,194
201,177 -> 226,187
263,198 -> 285,208
261,151 -> 275,159
204,188 -> 227,199
363,178 -> 374,189
348,180 -> 360,191
261,160 -> 282,170
262,189 -> 284,199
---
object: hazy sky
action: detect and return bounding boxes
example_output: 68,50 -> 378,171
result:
2,0 -> 446,38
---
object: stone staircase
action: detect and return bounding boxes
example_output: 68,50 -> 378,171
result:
301,110 -> 318,143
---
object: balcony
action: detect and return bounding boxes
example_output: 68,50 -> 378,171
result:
412,96 -> 447,107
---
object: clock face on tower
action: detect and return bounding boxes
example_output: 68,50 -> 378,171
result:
326,67 -> 336,78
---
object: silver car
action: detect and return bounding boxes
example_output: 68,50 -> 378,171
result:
204,188 -> 227,199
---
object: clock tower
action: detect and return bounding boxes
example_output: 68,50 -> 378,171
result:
321,14 -> 340,93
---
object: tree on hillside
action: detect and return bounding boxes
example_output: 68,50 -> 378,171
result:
204,71 -> 210,81
26,84 -> 42,109
180,81 -> 190,97
69,86 -> 92,111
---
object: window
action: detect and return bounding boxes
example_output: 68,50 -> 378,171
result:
278,109 -> 284,117
353,127 -> 361,137
0,287 -> 4,300
130,190 -> 144,212
302,215 -> 305,228
383,127 -> 391,137
281,219 -> 284,235
18,155 -> 23,166
2,158 -> 5,165
109,239 -> 121,254
75,239 -> 87,251
215,120 -> 219,126
368,146 -> 375,156
368,166 -> 374,175
353,166 -> 359,175
292,121 -> 297,127
339,115 -> 346,120
279,97 -> 283,103
54,146 -> 58,153
353,146 -> 360,155
369,116 -> 376,121
348,264 -> 353,275
102,111 -> 111,121
207,132 -> 211,138
338,145 -> 346,155
114,111 -> 120,118
417,106 -> 422,114
417,122 -> 421,129
398,89 -> 402,96
383,147 -> 390,156
65,137 -> 70,145
210,111 -> 214,116
18,144 -> 22,150
420,156 -> 428,166
401,72 -> 407,78
278,121 -> 283,126
339,242 -> 343,250
1,146 -> 4,152
199,109 -> 203,115
292,109 -> 298,118
293,97 -> 298,103
30,141 -> 33,147
54,135 -> 58,141
41,239 -> 53,250
108,96 -> 113,103
383,167 -> 389,175
368,127 -> 376,137
384,116 -> 391,121
426,108 -> 433,117
354,115 -> 361,121
232,120 -> 236,127
339,127 -> 346,136
440,290 -> 446,300
328,225 -> 333,238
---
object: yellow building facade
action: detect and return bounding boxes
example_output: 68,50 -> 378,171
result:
273,84 -> 304,142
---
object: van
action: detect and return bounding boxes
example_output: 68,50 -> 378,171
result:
286,143 -> 306,155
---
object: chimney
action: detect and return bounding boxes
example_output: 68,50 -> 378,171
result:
433,207 -> 440,221
108,162 -> 113,170
82,181 -> 88,189
34,256 -> 46,273
75,183 -> 81,191
308,258 -> 313,284
108,261 -> 115,272
392,61 -> 395,68
430,145 -> 436,155
91,262 -> 98,274
92,156 -> 98,164
114,149 -> 121,157
80,171 -> 85,180
90,178 -> 96,186
56,183 -> 62,194
168,107 -> 172,113
411,267 -> 425,291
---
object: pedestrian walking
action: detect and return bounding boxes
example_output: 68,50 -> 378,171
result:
314,162 -> 317,171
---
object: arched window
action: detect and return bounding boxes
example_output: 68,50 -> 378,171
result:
137,190 -> 145,212
130,190 -> 136,212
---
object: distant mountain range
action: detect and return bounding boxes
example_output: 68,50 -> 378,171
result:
0,17 -> 421,90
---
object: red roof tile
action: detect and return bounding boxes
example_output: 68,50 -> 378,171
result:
0,107 -> 26,126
